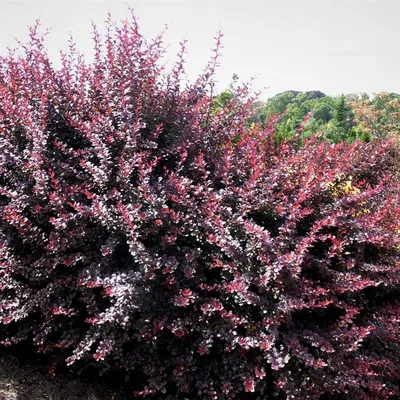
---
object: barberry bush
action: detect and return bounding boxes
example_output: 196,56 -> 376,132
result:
1,10 -> 400,400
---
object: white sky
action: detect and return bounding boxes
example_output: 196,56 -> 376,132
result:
0,0 -> 399,100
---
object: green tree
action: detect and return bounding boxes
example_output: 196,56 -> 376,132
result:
335,95 -> 347,131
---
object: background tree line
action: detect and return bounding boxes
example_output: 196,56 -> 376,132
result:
213,77 -> 400,144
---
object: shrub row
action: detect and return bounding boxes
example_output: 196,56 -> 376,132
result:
0,11 -> 399,399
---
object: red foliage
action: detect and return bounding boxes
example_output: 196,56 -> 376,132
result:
0,10 -> 400,400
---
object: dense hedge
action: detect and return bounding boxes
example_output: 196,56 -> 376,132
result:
0,11 -> 400,399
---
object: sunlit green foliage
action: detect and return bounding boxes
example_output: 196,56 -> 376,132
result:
216,88 -> 399,144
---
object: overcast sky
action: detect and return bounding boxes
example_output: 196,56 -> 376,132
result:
0,0 -> 399,99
